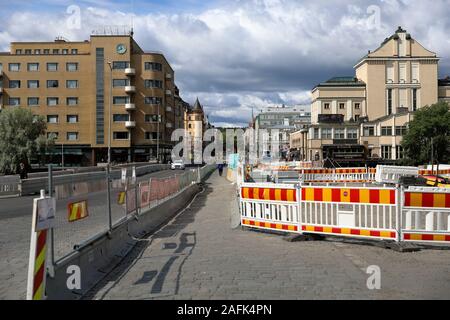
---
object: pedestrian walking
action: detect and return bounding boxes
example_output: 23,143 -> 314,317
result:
218,163 -> 224,177
19,162 -> 28,180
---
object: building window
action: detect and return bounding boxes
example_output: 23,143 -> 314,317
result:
28,97 -> 39,106
144,62 -> 162,71
347,128 -> 358,139
396,146 -> 404,159
339,103 -> 345,110
66,80 -> 78,89
62,49 -> 69,55
411,63 -> 419,83
66,63 -> 78,72
112,61 -> 130,69
386,62 -> 394,83
145,80 -> 163,88
355,115 -> 360,122
113,96 -> 130,105
313,128 -> 320,139
399,62 -> 407,83
15,49 -> 22,55
67,132 -> 79,141
324,103 -> 330,110
363,126 -> 375,136
387,89 -> 393,115
412,89 -> 417,111
321,128 -> 332,139
144,97 -> 163,105
27,63 -> 39,72
47,132 -> 59,139
44,49 -> 50,54
9,63 -> 20,72
71,49 -> 78,54
25,49 -> 32,55
0,63 -> 2,72
382,145 -> 392,160
52,49 -> 59,54
145,132 -> 160,140
47,80 -> 59,88
47,115 -> 59,124
9,80 -> 21,89
145,114 -> 161,123
354,103 -> 360,109
113,114 -> 129,122
395,126 -> 407,136
381,126 -> 393,136
9,98 -> 21,106
67,97 -> 79,106
334,128 -> 345,139
47,97 -> 59,106
67,115 -> 79,123
113,79 -> 129,87
47,63 -> 58,71
113,132 -> 129,140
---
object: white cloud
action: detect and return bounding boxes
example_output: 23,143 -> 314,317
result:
0,0 -> 449,126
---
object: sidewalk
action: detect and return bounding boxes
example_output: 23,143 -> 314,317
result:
86,171 -> 450,300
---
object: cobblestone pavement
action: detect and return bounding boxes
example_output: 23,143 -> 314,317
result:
87,172 -> 450,300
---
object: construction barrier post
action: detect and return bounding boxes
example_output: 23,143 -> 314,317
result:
396,185 -> 402,242
47,165 -> 55,274
27,189 -> 56,300
296,184 -> 302,233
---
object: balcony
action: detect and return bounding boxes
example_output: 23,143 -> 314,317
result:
165,73 -> 172,80
124,68 -> 136,76
125,103 -> 136,111
125,121 -> 136,129
125,86 -> 136,94
165,90 -> 172,96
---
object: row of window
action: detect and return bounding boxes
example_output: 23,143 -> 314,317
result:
313,128 -> 358,140
15,48 -> 78,55
111,61 -> 163,71
47,115 -> 79,124
8,80 -> 79,89
9,97 -> 78,106
46,131 -> 161,141
5,62 -> 78,72
111,79 -> 163,88
381,145 -> 404,160
363,126 -> 408,136
323,102 -> 361,110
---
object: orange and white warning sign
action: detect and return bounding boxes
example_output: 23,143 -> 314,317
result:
68,200 -> 89,222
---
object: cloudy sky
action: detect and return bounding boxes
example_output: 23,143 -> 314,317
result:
1,0 -> 449,127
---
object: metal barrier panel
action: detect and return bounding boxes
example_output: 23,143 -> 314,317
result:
300,186 -> 398,240
402,188 -> 450,243
240,183 -> 300,233
53,176 -> 110,261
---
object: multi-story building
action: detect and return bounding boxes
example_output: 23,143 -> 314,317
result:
184,98 -> 212,161
0,31 -> 187,166
254,105 -> 311,159
291,27 -> 450,165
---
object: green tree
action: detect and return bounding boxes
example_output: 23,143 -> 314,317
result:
401,101 -> 450,167
0,108 -> 51,174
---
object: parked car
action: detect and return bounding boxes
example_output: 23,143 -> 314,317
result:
171,160 -> 186,170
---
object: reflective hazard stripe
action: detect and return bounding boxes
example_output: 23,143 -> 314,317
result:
302,188 -> 395,204
242,219 -> 298,232
404,192 -> 450,208
241,187 -> 297,202
302,225 -> 396,239
33,230 -> 47,300
68,201 -> 89,222
403,233 -> 450,242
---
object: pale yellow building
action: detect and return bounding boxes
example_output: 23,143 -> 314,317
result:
0,31 -> 187,165
292,27 -> 450,165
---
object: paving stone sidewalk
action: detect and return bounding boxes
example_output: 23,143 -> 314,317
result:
86,171 -> 450,300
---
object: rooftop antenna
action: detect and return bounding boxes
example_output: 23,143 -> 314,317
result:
130,0 -> 135,37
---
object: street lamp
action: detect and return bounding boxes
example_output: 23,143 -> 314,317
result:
106,62 -> 113,165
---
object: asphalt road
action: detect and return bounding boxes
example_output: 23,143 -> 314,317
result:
0,169 -> 179,221
0,169 -> 187,300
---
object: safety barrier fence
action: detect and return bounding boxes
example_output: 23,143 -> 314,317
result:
49,165 -> 211,263
239,182 -> 450,244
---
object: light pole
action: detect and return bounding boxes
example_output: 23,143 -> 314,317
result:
156,105 -> 160,163
106,62 -> 113,165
